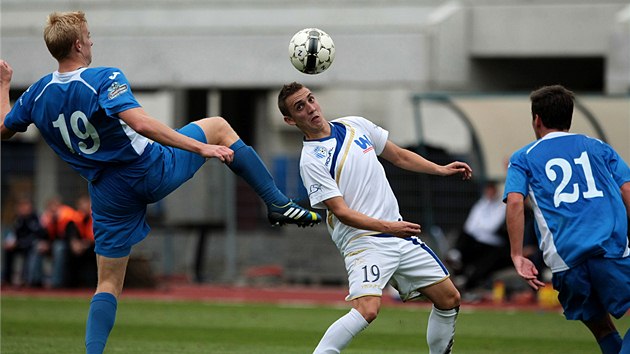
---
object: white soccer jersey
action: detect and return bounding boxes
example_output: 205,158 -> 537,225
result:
300,116 -> 402,252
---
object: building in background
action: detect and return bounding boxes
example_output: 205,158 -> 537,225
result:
2,0 -> 629,284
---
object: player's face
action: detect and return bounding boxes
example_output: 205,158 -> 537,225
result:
78,24 -> 93,66
284,87 -> 330,139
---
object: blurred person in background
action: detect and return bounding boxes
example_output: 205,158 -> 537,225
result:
278,82 -> 472,354
68,195 -> 97,288
504,85 -> 630,354
1,196 -> 47,287
38,196 -> 82,288
0,11 -> 320,354
446,180 -> 512,298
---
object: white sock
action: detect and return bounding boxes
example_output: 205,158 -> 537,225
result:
426,305 -> 458,354
313,308 -> 369,354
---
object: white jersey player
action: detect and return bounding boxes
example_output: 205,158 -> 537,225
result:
278,82 -> 473,354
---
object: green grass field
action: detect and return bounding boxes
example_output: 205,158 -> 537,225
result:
2,295 -> 628,353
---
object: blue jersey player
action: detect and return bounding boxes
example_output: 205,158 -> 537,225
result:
0,11 -> 320,354
504,85 -> 630,354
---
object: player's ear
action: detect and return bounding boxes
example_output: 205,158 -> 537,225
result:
284,116 -> 296,126
532,114 -> 541,127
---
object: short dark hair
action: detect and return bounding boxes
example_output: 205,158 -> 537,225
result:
530,85 -> 574,130
277,82 -> 304,116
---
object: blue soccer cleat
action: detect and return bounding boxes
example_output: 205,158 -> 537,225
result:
268,200 -> 322,227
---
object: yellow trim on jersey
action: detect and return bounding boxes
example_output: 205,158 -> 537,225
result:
344,248 -> 367,258
418,275 -> 451,289
334,121 -> 356,186
346,231 -> 383,245
327,210 -> 335,229
345,293 -> 382,302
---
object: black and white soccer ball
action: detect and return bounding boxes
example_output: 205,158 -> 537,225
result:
288,28 -> 335,75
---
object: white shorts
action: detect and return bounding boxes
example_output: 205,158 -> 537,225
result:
343,235 -> 450,302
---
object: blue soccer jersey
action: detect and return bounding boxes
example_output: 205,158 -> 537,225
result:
504,132 -> 630,272
4,67 -> 148,181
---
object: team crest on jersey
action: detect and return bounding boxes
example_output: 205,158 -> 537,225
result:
107,82 -> 128,100
312,146 -> 328,159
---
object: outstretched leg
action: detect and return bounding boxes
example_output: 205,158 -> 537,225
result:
194,117 -> 321,227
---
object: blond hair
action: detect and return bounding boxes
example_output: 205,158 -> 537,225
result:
44,11 -> 87,61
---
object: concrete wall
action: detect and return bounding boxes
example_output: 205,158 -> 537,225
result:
2,0 -> 629,281
3,1 -> 629,92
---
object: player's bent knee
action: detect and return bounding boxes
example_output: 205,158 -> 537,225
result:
195,116 -> 238,145
196,116 -> 228,132
357,308 -> 379,323
353,297 -> 381,323
434,290 -> 461,310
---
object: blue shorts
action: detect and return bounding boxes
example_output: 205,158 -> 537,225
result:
89,123 -> 207,258
552,255 -> 630,321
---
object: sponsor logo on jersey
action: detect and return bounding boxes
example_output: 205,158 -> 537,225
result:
354,135 -> 374,154
107,82 -> 128,100
325,148 -> 333,167
108,72 -> 121,80
308,183 -> 323,197
18,85 -> 32,106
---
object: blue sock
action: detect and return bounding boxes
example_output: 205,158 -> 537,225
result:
86,292 -> 118,354
598,331 -> 622,354
621,328 -> 630,354
228,139 -> 289,206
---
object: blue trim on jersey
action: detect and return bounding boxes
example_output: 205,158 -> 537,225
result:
328,122 -> 347,179
371,233 -> 396,238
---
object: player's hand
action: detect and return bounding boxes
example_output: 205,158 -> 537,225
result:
201,144 -> 234,163
386,220 -> 421,238
0,60 -> 13,85
512,255 -> 545,290
443,161 -> 472,180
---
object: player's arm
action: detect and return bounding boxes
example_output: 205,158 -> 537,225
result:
621,181 -> 630,219
379,140 -> 472,180
0,60 -> 17,140
506,192 -> 545,290
117,107 -> 233,163
323,196 -> 421,238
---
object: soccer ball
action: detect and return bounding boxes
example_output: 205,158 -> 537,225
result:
288,28 -> 335,75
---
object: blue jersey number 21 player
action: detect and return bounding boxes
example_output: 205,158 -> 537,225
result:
504,85 -> 630,354
0,11 -> 321,354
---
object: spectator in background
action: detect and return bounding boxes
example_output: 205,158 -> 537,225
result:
38,196 -> 81,288
1,196 -> 47,287
68,195 -> 97,287
447,180 -> 512,295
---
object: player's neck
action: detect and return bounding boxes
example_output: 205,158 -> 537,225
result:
539,128 -> 568,139
57,58 -> 88,73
